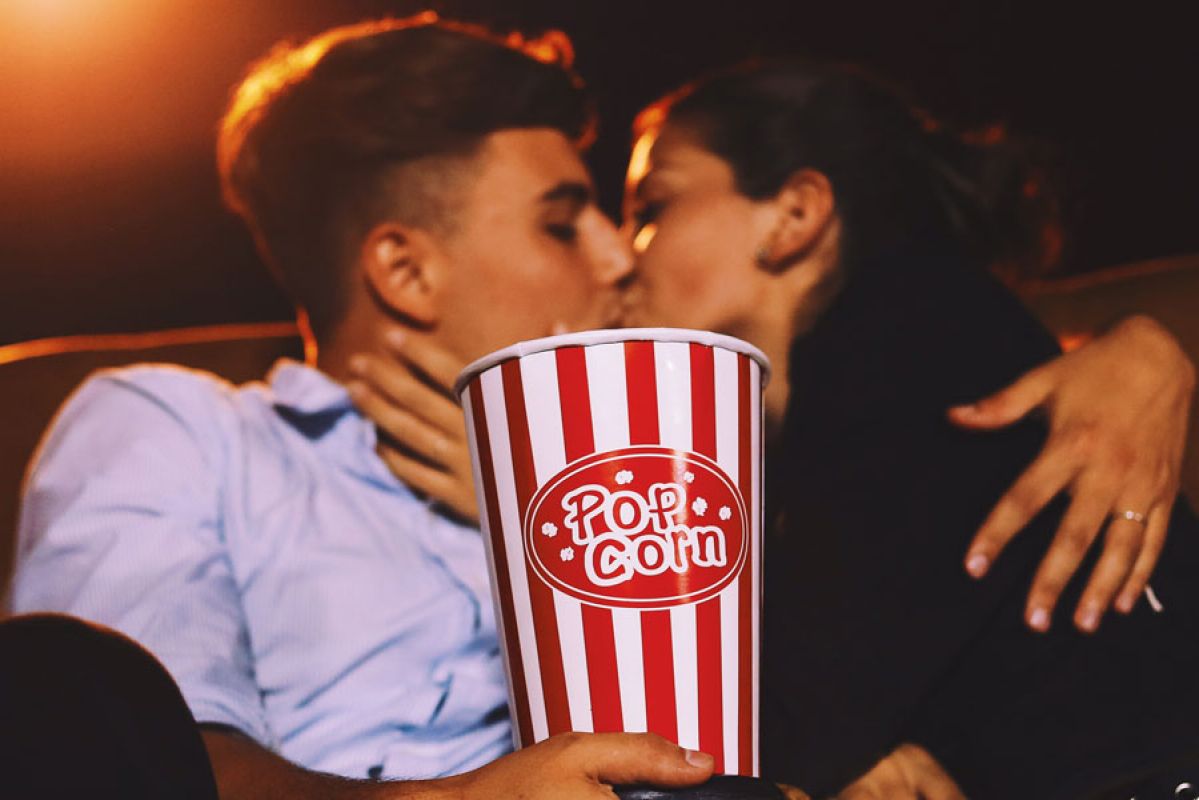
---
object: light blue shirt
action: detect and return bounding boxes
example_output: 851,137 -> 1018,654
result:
11,360 -> 512,779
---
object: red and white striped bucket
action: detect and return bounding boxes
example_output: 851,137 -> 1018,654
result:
456,329 -> 769,777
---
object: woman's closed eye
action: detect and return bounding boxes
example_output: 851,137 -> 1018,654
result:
544,223 -> 579,243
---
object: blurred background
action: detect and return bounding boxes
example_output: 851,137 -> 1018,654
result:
1,0 -> 1196,346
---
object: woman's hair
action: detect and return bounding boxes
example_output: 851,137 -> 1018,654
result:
642,60 -> 1060,276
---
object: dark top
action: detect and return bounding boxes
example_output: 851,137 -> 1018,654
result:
760,248 -> 1199,799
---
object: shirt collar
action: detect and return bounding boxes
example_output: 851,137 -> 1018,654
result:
266,358 -> 410,491
267,359 -> 356,417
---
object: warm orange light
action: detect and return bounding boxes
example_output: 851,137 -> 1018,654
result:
632,223 -> 658,255
1058,332 -> 1094,353
0,321 -> 301,367
506,28 -> 575,68
0,0 -> 207,173
625,128 -> 659,197
1,0 -> 161,37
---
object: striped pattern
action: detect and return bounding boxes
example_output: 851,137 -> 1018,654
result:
462,338 -> 764,776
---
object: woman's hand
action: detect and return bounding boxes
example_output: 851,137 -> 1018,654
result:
347,332 -> 478,525
949,315 -> 1196,633
838,744 -> 964,800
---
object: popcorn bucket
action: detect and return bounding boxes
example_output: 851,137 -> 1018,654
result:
456,329 -> 769,777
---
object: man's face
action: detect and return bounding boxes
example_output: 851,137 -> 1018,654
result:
436,129 -> 633,364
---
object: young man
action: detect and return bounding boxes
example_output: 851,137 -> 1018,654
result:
8,16 -> 714,799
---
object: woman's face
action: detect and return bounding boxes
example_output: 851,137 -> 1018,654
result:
619,123 -> 779,344
620,120 -> 844,433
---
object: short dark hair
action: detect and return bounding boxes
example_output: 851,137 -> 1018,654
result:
218,13 -> 594,339
641,60 -> 1060,278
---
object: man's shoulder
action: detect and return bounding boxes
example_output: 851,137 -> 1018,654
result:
45,363 -> 275,463
72,362 -> 265,419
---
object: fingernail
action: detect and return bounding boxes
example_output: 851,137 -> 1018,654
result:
1028,607 -> 1050,632
346,381 -> 364,400
684,749 -> 713,769
965,552 -> 989,578
952,404 -> 978,416
386,330 -> 406,348
1115,594 -> 1134,614
349,355 -> 368,374
1077,604 -> 1100,633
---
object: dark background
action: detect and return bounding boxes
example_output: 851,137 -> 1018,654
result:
1,0 -> 1195,346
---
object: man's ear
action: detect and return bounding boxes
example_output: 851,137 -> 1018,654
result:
359,222 -> 445,327
756,169 -> 836,271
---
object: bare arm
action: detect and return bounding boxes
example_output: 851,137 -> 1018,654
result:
201,727 -> 442,800
200,726 -> 713,800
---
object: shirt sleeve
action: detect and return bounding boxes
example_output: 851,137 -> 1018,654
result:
10,369 -> 273,745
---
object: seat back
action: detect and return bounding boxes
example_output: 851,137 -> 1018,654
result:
0,323 -> 303,602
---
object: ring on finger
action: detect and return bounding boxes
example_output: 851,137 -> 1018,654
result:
1116,508 -> 1147,525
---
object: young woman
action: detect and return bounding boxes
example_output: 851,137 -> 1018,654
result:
614,61 -> 1199,798
347,61 -> 1199,799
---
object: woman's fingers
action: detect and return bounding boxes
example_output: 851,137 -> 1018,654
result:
1115,503 -> 1171,613
1073,488 -> 1157,631
963,445 -> 1078,578
377,443 -> 479,523
349,353 -> 465,439
346,344 -> 480,525
378,444 -> 457,497
347,382 -> 456,468
1024,477 -> 1117,632
947,362 -> 1052,430
385,330 -> 464,397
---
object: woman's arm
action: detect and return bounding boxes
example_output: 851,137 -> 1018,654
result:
345,315 -> 1196,637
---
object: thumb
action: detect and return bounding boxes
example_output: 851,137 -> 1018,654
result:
948,364 -> 1052,430
575,733 -> 714,788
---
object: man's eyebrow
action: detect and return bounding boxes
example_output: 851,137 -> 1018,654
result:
539,181 -> 593,206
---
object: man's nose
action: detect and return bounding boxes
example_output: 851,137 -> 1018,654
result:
588,213 -> 636,287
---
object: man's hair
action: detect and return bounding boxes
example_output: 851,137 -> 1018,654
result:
218,13 -> 593,339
